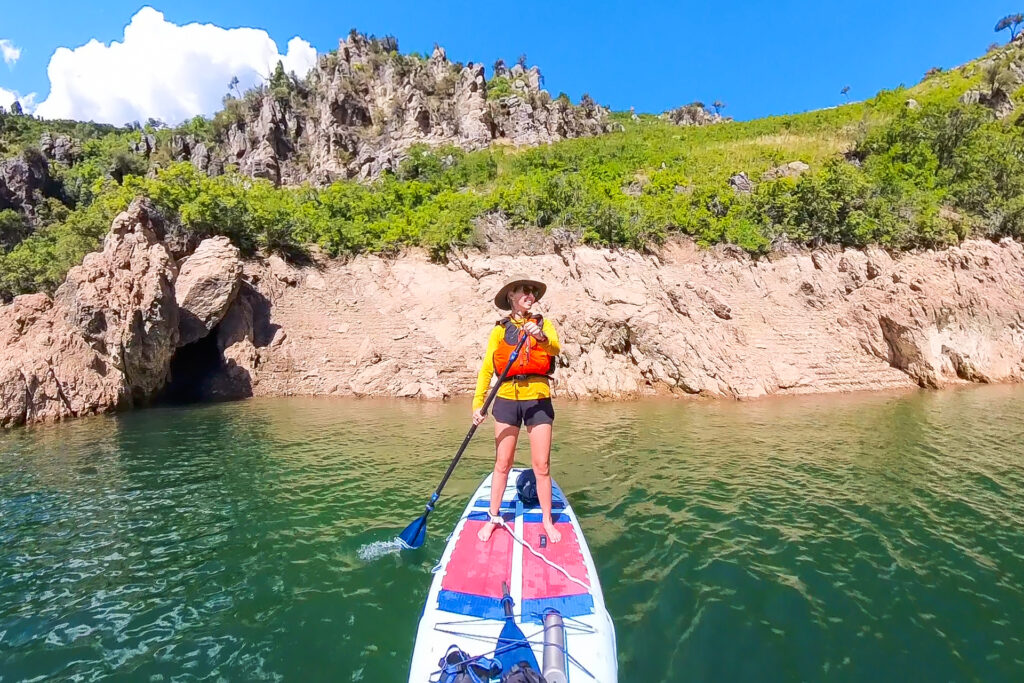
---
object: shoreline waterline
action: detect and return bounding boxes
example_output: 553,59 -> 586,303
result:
2,376 -> 998,435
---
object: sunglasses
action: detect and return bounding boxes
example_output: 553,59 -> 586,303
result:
515,286 -> 540,297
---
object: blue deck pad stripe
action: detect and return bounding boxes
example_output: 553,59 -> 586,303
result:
466,511 -> 516,522
522,513 -> 572,524
473,499 -> 517,509
473,499 -> 566,511
522,594 -> 595,623
437,590 -> 507,620
551,484 -> 566,504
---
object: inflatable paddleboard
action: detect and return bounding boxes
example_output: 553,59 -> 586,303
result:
408,468 -> 617,682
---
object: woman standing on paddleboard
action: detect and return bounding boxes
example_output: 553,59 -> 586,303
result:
473,275 -> 562,544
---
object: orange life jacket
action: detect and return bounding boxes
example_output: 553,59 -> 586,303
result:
492,316 -> 556,383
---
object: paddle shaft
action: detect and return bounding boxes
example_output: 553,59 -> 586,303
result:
430,315 -> 541,501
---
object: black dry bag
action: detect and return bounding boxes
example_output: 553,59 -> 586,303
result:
516,469 -> 539,507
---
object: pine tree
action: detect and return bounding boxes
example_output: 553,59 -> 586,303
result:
995,14 -> 1024,40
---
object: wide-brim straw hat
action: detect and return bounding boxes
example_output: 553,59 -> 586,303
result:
493,274 -> 547,310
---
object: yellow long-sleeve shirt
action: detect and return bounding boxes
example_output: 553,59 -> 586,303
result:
472,317 -> 561,410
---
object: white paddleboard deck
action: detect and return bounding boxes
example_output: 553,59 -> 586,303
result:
408,468 -> 617,682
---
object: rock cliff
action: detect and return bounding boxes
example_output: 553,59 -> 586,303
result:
214,237 -> 1024,402
5,205 -> 1023,429
0,150 -> 56,221
136,33 -> 612,184
661,103 -> 731,127
0,200 -> 243,427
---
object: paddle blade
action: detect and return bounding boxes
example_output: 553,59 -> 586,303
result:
495,583 -> 538,670
398,512 -> 428,549
496,616 -> 539,672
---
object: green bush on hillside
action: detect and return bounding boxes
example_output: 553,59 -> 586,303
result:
486,77 -> 514,101
0,209 -> 31,252
4,41 -> 1024,300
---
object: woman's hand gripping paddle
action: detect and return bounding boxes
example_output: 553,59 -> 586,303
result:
398,315 -> 541,550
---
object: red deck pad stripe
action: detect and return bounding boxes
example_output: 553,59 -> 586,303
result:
440,520 -> 514,598
521,523 -> 591,599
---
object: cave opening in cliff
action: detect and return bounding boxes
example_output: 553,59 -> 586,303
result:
159,326 -> 224,404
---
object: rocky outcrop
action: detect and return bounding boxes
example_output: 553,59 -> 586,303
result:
661,104 -> 731,127
132,134 -> 157,157
0,199 -> 242,428
728,172 -> 754,194
762,161 -> 810,181
193,34 -> 611,183
39,133 -> 80,165
55,200 -> 181,398
960,88 -> 1015,118
0,199 -> 176,426
174,236 -> 243,346
959,46 -> 1024,119
0,151 -> 52,220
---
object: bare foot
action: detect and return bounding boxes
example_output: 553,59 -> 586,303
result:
543,518 -> 562,543
478,516 -> 501,542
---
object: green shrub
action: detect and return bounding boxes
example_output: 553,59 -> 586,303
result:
177,115 -> 214,142
0,209 -> 30,252
486,76 -> 514,101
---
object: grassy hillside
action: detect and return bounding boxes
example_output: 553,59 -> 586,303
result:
2,39 -> 1023,300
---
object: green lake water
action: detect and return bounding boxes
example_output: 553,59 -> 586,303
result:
2,386 -> 1024,681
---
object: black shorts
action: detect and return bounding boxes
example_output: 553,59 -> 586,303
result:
492,397 -> 555,427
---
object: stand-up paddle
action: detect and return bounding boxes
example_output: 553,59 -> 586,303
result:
398,315 -> 540,550
495,581 -> 539,672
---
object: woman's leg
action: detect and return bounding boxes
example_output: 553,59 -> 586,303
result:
478,420 -> 519,541
527,422 -> 561,543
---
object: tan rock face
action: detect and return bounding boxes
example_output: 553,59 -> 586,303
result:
175,236 -> 243,346
0,201 -> 245,428
0,199 -> 179,426
213,238 -> 1024,403
57,201 -> 181,398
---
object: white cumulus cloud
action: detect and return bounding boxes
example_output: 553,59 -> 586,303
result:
34,7 -> 318,125
0,86 -> 37,112
0,39 -> 21,67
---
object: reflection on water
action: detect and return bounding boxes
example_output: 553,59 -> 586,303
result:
2,386 -> 1024,681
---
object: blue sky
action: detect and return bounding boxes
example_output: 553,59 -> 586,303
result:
0,0 -> 1018,123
